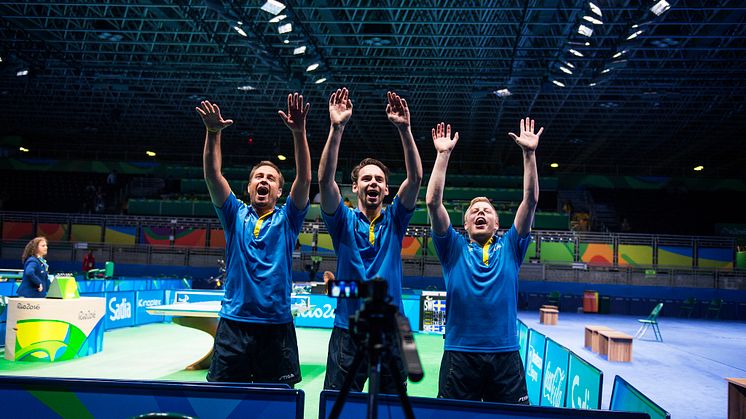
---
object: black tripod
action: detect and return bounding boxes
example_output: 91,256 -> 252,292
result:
328,280 -> 420,419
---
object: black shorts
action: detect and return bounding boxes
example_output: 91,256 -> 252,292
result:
323,326 -> 407,394
438,350 -> 529,404
206,318 -> 301,385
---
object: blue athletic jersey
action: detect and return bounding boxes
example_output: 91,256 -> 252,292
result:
215,192 -> 308,324
432,225 -> 531,352
322,195 -> 414,329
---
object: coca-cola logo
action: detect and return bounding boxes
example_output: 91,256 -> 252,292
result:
16,302 -> 40,310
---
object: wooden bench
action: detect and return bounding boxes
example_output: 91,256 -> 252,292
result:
584,325 -> 614,353
539,307 -> 559,325
598,330 -> 634,362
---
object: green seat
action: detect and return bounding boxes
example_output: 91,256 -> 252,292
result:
706,298 -> 724,319
634,302 -> 663,341
87,261 -> 115,279
679,297 -> 697,318
546,291 -> 561,309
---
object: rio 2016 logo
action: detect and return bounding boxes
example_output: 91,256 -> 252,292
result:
297,303 -> 335,319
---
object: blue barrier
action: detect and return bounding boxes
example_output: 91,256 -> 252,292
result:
525,329 -> 547,405
541,338 -> 570,408
565,351 -> 603,410
0,376 -> 304,419
318,390 -> 647,419
610,375 -> 670,419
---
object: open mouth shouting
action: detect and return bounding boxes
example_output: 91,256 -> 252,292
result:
474,216 -> 488,229
365,188 -> 380,204
255,183 -> 270,202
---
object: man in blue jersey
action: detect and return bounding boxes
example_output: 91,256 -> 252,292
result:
195,93 -> 311,385
425,118 -> 543,403
318,88 -> 423,392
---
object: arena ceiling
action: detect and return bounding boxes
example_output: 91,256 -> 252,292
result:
1,1 -> 745,178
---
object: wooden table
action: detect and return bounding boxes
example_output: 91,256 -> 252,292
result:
585,325 -> 614,353
726,378 -> 746,419
539,308 -> 559,325
598,330 -> 634,362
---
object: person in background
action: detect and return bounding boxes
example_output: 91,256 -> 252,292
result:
18,236 -> 51,298
82,249 -> 95,273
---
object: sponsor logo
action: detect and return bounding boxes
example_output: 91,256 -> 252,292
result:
109,297 -> 132,321
78,309 -> 98,320
526,345 -> 544,382
137,298 -> 162,308
16,302 -> 40,310
541,361 -> 566,406
278,373 -> 296,381
571,375 -> 591,409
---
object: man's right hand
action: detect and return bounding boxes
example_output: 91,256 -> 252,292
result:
432,122 -> 459,154
329,87 -> 353,128
195,100 -> 234,133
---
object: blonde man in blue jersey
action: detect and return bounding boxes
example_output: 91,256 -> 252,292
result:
426,118 -> 543,403
195,94 -> 311,385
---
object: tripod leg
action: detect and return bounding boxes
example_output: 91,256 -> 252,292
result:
329,348 -> 367,419
387,354 -> 415,419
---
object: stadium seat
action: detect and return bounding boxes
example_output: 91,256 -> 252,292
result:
679,297 -> 697,318
705,298 -> 724,319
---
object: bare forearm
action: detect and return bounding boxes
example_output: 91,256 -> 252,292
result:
426,151 -> 451,233
203,131 -> 230,206
397,126 -> 423,207
290,130 -> 312,207
318,126 -> 343,212
522,150 -> 539,207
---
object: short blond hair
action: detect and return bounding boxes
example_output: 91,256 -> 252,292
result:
464,197 -> 498,226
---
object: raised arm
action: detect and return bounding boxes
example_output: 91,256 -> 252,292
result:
426,123 -> 459,235
196,101 -> 234,207
386,91 -> 423,210
278,92 -> 312,210
318,87 -> 353,214
509,117 -> 543,237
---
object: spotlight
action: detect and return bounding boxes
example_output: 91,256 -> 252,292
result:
19,147 -> 29,152
261,0 -> 286,15
293,46 -> 307,55
578,24 -> 593,37
17,69 -> 29,76
306,63 -> 319,72
237,85 -> 256,91
693,165 -> 703,171
233,26 -> 248,37
589,2 -> 602,17
494,88 -> 512,97
583,16 -> 603,25
269,14 -> 287,23
314,78 -> 327,84
650,0 -> 670,16
277,154 -> 287,161
552,80 -> 566,88
550,163 -> 559,168
146,150 -> 157,157
559,66 -> 573,75
568,49 -> 584,57
627,30 -> 643,40
278,23 -> 292,34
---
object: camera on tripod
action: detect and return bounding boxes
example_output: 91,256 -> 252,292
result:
325,277 -> 423,419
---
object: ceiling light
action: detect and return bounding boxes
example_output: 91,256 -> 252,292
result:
293,46 -> 307,55
568,49 -> 584,57
19,147 -> 29,152
601,68 -> 611,74
494,88 -> 512,97
283,39 -> 290,44
562,61 -> 575,69
269,14 -> 287,23
578,24 -> 593,37
278,23 -> 292,34
146,151 -> 156,157
277,154 -> 287,161
627,30 -> 643,40
16,69 -> 29,76
589,82 -> 597,87
693,165 -> 704,171
306,63 -> 319,72
236,21 -> 243,25
550,163 -> 559,168
559,66 -> 573,75
583,16 -> 603,25
651,0 -> 670,16
315,78 -> 327,84
612,50 -> 628,58
237,85 -> 256,91
261,0 -> 286,15
233,26 -> 248,37
552,80 -> 566,88
589,2 -> 602,17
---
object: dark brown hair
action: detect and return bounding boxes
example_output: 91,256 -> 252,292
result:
351,158 -> 389,185
22,236 -> 47,263
249,160 -> 285,190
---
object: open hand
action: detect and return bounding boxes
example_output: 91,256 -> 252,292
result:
278,92 -> 310,133
195,101 -> 234,133
329,88 -> 353,127
386,91 -> 410,128
508,117 -> 543,151
432,122 -> 459,153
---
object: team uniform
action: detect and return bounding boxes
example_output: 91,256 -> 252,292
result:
17,256 -> 50,298
207,192 -> 308,385
432,224 -> 531,403
322,195 -> 413,392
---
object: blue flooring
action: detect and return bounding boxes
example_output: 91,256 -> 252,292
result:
518,310 -> 746,419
